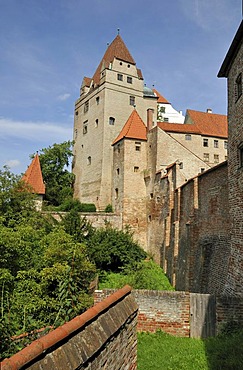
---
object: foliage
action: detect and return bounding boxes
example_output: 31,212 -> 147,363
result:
86,225 -> 147,272
0,166 -> 36,226
104,204 -> 113,213
99,260 -> 174,290
61,210 -> 94,243
34,141 -> 75,206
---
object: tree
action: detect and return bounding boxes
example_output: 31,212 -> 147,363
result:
0,166 -> 36,226
34,141 -> 75,206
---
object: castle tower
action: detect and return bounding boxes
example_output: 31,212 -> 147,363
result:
112,109 -> 148,247
218,20 -> 243,294
73,34 -> 157,210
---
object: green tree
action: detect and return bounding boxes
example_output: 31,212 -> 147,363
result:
86,225 -> 147,272
0,166 -> 36,226
34,141 -> 75,206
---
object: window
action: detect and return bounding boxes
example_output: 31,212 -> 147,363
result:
203,153 -> 209,162
203,138 -> 209,147
87,156 -> 91,165
135,142 -> 141,151
96,97 -> 100,105
128,64 -> 130,68
214,140 -> 219,148
134,166 -> 139,172
117,73 -> 123,81
117,168 -> 120,175
127,76 -> 132,84
84,101 -> 89,113
75,110 -> 78,116
164,117 -> 169,122
130,96 -> 135,106
224,141 -> 228,149
83,120 -> 88,134
239,143 -> 243,167
214,154 -> 219,163
95,119 -> 98,127
235,73 -> 242,102
109,117 -> 115,125
201,168 -> 205,173
115,188 -> 118,199
185,134 -> 191,141
150,193 -> 154,199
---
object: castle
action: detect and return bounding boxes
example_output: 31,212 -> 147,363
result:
72,33 -> 228,255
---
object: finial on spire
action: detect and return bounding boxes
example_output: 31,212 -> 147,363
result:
117,28 -> 120,35
107,42 -> 109,47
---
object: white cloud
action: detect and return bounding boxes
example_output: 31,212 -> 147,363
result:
5,159 -> 21,168
57,93 -> 71,101
0,118 -> 72,142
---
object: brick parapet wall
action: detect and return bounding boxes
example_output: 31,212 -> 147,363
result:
94,289 -> 190,337
1,286 -> 138,370
94,289 -> 243,338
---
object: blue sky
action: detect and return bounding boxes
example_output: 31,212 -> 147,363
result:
0,0 -> 241,174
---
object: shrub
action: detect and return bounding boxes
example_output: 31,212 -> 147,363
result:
87,226 -> 147,272
58,199 -> 96,213
104,204 -> 113,213
99,260 -> 174,290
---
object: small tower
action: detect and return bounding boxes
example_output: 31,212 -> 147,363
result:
22,154 -> 45,210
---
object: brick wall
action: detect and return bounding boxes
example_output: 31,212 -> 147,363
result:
95,289 -> 190,337
1,286 -> 138,370
94,289 -> 243,337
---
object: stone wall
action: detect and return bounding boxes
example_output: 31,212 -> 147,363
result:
1,286 -> 138,370
44,211 -> 122,230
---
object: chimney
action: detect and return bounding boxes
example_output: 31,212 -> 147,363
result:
206,108 -> 212,113
147,108 -> 154,132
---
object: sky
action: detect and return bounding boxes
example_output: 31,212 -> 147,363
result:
0,0 -> 241,174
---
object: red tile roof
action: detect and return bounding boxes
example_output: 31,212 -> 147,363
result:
158,121 -> 201,134
153,88 -> 169,104
158,109 -> 228,139
22,154 -> 45,195
83,77 -> 92,87
92,35 -> 137,85
186,109 -> 228,138
112,109 -> 147,145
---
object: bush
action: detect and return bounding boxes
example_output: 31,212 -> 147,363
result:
99,260 -> 174,290
104,204 -> 113,213
58,199 -> 96,213
87,226 -> 147,272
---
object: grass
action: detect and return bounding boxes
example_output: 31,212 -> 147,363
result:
137,330 -> 243,370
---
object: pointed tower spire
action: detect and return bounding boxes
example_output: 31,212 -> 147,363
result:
22,154 -> 45,195
112,110 -> 147,145
92,34 -> 136,85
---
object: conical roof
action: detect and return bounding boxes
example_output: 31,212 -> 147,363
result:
112,109 -> 147,145
22,154 -> 45,195
93,34 -> 136,85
